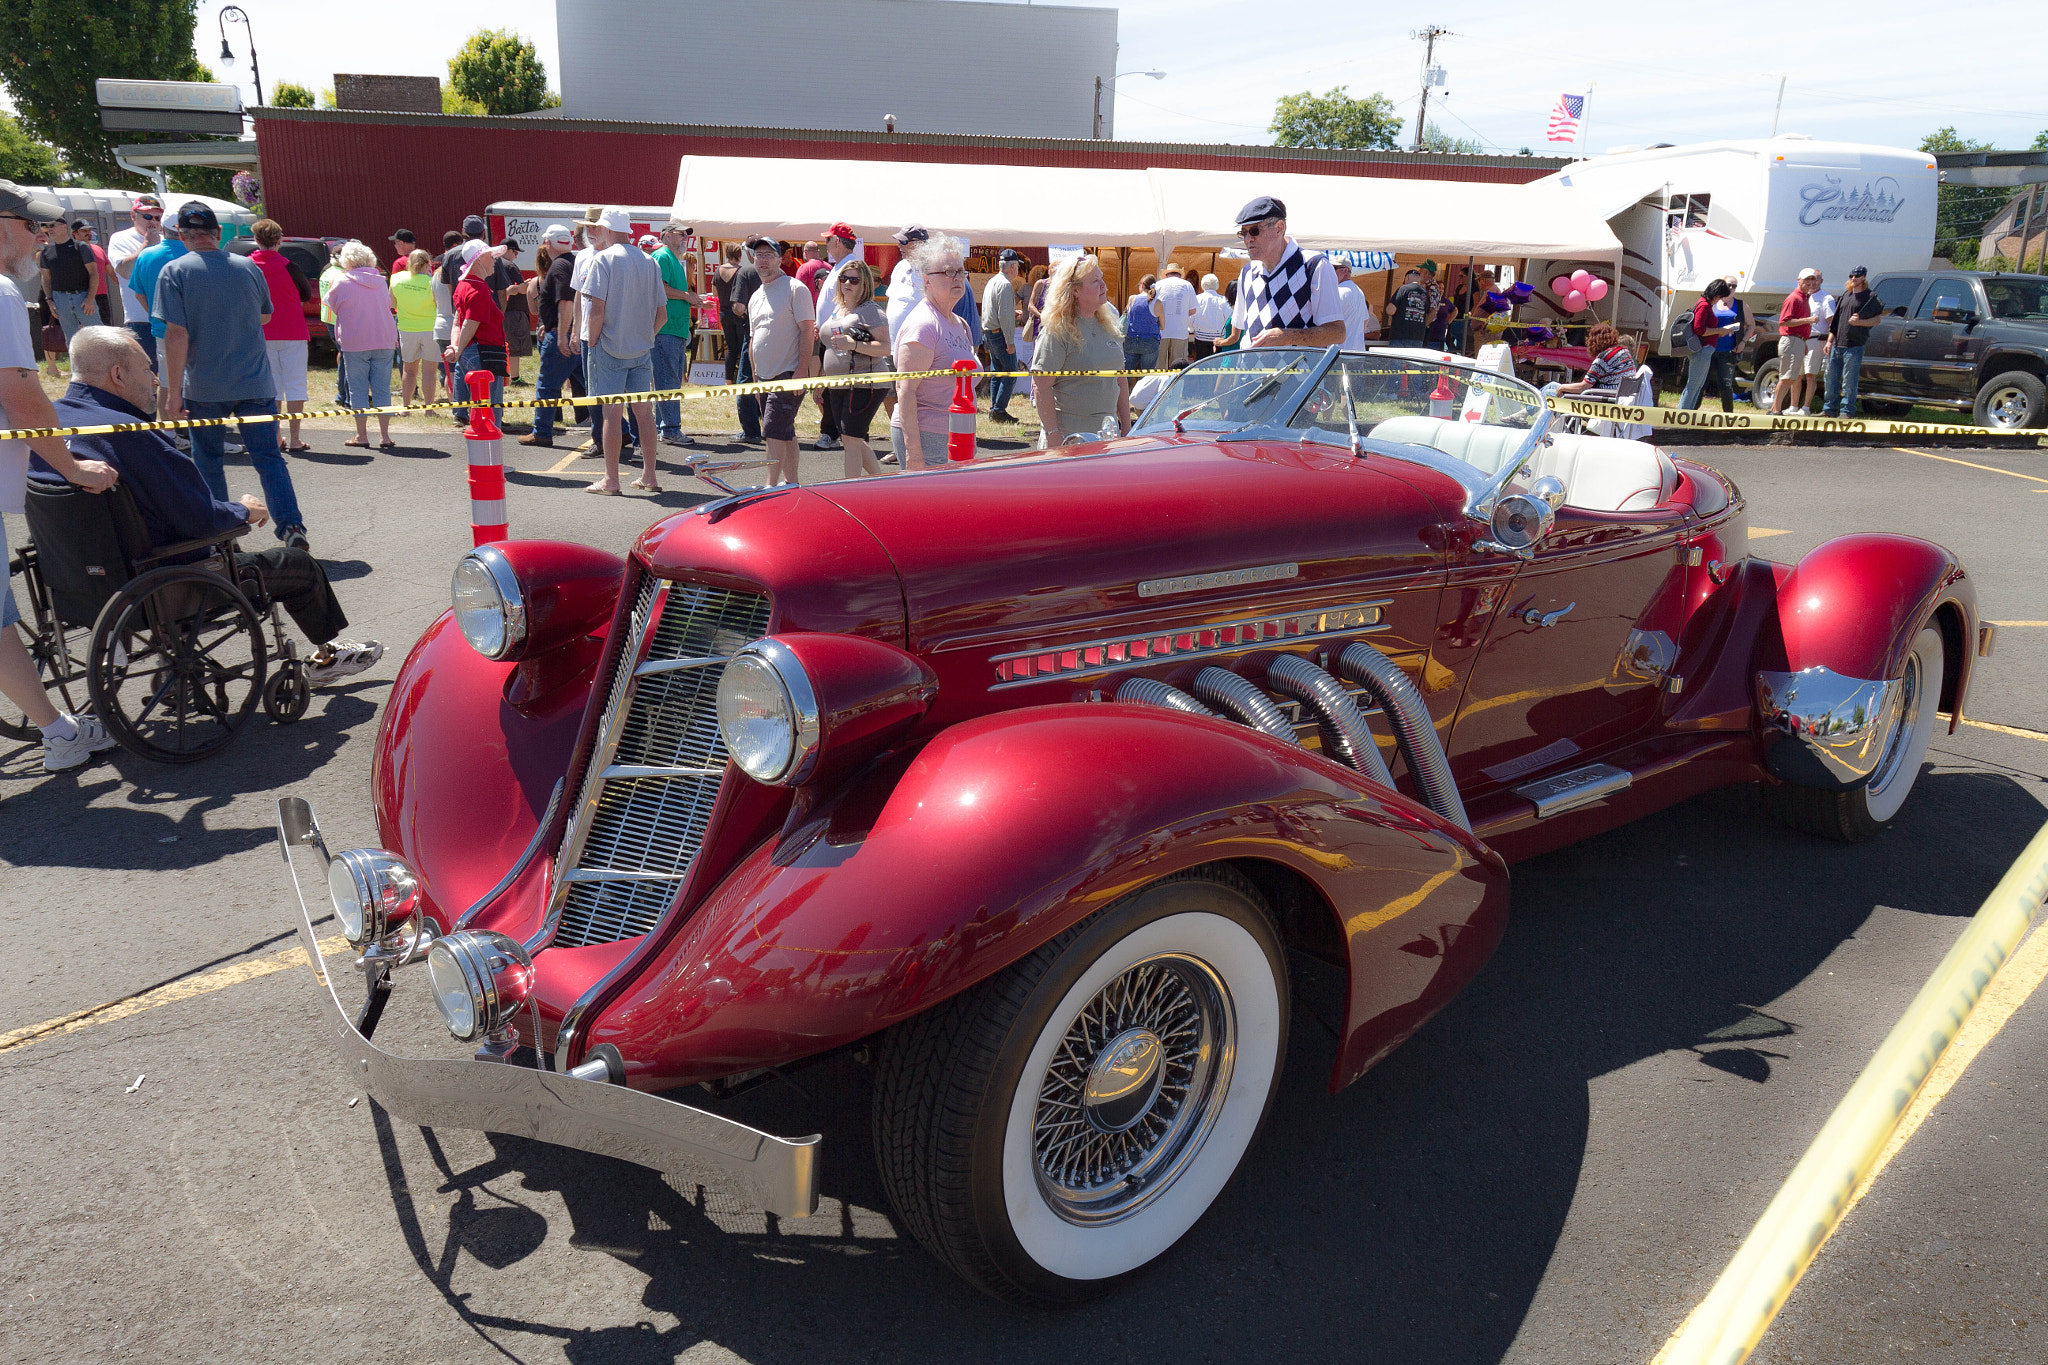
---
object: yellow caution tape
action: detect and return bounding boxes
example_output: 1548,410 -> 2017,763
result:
1652,818 -> 2048,1365
1545,394 -> 2035,438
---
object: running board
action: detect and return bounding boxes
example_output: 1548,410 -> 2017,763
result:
1515,763 -> 1633,818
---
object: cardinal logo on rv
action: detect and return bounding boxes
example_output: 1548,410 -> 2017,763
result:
1798,176 -> 1905,227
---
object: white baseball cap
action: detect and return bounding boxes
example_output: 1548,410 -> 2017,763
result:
1797,267 -> 1819,280
599,206 -> 633,232
542,222 -> 574,247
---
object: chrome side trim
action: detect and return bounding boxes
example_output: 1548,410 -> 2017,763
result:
600,763 -> 725,781
990,600 -> 1390,690
634,655 -> 726,676
275,797 -> 819,1220
562,868 -> 692,884
1515,762 -> 1632,818
1756,666 -> 1905,790
448,777 -> 563,935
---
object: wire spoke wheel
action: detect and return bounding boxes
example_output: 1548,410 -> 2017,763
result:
88,567 -> 265,764
1031,953 -> 1230,1224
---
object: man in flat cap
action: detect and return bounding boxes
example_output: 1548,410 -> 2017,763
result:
1226,196 -> 1344,350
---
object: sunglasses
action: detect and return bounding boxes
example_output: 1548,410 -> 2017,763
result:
1236,221 -> 1274,240
135,212 -> 162,221
925,268 -> 967,280
839,276 -> 863,287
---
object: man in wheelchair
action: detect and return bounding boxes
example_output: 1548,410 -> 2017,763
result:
33,328 -> 382,689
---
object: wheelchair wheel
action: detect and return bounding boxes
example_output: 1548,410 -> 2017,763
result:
88,565 -> 267,764
1,550 -> 89,744
263,663 -> 310,724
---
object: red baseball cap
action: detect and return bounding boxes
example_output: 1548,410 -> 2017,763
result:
828,221 -> 856,243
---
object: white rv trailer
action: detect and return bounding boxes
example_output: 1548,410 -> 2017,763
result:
1524,138 -> 1938,371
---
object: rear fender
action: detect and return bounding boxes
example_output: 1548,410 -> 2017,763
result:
1767,533 -> 1977,726
584,705 -> 1507,1094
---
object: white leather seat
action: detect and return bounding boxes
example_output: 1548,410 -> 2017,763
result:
1370,415 -> 1676,512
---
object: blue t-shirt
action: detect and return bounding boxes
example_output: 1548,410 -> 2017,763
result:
153,249 -> 274,402
128,239 -> 188,339
1712,300 -> 1739,353
1125,292 -> 1162,339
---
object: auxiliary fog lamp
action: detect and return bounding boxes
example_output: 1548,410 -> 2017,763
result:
427,930 -> 535,1047
327,848 -> 423,947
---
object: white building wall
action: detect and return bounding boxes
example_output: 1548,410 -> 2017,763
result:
554,0 -> 1118,139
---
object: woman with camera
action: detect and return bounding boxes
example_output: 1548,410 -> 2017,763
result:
818,261 -> 891,478
1680,278 -> 1743,411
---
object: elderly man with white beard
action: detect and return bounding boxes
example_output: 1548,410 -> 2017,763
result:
0,179 -> 122,772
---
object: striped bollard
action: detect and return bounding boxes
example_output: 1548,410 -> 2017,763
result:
948,359 -> 977,461
464,371 -> 508,545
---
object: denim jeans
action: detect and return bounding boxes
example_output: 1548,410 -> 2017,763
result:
533,331 -> 586,440
186,395 -> 304,535
1680,348 -> 1735,411
652,332 -> 688,437
1823,345 -> 1864,417
983,330 -> 1018,413
454,343 -> 504,427
341,348 -> 393,410
735,342 -> 762,440
126,322 -> 158,373
1123,334 -> 1160,373
49,290 -> 91,344
585,344 -> 651,448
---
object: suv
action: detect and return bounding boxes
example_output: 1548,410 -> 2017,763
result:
1756,271 -> 2048,429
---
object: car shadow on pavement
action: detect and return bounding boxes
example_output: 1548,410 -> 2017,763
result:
358,766 -> 2046,1365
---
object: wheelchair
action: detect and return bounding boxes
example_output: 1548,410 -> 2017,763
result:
1,479 -> 310,762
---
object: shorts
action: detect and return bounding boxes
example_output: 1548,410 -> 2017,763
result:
823,385 -> 884,440
265,339 -> 308,402
1777,334 -> 1811,374
1801,339 -> 1827,377
505,307 -> 534,358
761,372 -> 801,441
584,343 -> 652,398
0,518 -> 18,629
399,331 -> 437,365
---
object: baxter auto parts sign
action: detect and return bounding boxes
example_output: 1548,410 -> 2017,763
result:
1799,175 -> 1905,227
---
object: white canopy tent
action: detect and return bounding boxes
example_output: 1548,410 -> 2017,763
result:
672,155 -> 1623,267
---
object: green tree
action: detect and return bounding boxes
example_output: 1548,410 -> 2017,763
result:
1269,86 -> 1403,151
2033,128 -> 2048,151
447,29 -> 560,116
1920,126 -> 2005,266
442,86 -> 486,117
271,81 -> 315,109
0,0 -> 219,187
0,112 -> 61,184
1419,122 -> 1485,155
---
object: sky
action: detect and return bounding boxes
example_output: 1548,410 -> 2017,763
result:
147,0 -> 2048,157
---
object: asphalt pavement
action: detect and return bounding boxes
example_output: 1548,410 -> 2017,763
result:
1,427 -> 2045,1364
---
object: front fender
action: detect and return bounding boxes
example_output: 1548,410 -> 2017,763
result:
585,705 -> 1508,1094
1767,533 -> 1977,727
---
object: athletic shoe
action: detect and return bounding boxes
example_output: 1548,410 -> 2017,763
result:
517,434 -> 554,447
810,435 -> 840,450
282,527 -> 310,551
1789,407 -> 1809,416
988,410 -> 1019,424
225,438 -> 245,454
571,437 -> 598,454
306,640 -> 384,686
661,433 -> 696,448
42,713 -> 116,773
726,433 -> 762,445
507,376 -> 531,387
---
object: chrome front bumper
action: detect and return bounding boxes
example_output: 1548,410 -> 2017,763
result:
275,797 -> 820,1219
1755,667 -> 1904,791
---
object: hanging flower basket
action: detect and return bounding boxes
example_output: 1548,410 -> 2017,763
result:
231,171 -> 262,208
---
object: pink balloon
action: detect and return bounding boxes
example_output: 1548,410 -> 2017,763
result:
1564,289 -> 1587,312
1550,275 -> 1573,295
1569,269 -> 1592,292
1587,277 -> 1609,301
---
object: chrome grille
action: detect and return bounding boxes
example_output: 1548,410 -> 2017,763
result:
547,579 -> 772,950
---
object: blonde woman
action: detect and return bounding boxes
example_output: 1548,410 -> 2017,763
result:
390,249 -> 438,407
890,232 -> 978,470
817,262 -> 890,477
1030,254 -> 1129,445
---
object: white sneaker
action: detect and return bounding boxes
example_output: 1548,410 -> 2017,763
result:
1789,407 -> 1809,416
42,713 -> 117,773
305,640 -> 384,686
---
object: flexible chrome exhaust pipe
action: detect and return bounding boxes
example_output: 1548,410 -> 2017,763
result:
1191,667 -> 1296,742
1115,676 -> 1218,717
1267,654 -> 1396,789
1336,644 -> 1470,832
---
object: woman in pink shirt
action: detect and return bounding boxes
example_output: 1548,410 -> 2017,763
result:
249,218 -> 315,451
325,241 -> 400,449
890,232 -> 979,470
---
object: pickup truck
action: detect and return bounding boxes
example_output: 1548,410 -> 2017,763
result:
1755,271 -> 2048,430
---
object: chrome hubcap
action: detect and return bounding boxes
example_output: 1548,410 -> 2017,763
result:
1988,388 -> 2030,428
1032,953 -> 1232,1225
1867,651 -> 1920,798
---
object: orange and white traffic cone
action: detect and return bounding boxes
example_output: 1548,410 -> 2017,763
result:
948,360 -> 977,462
464,371 -> 507,545
1430,368 -> 1456,419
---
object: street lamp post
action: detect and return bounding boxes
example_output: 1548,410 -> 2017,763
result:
218,5 -> 264,108
1092,69 -> 1165,140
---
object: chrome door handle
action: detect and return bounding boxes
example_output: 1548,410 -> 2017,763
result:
1904,328 -> 1918,338
1520,601 -> 1575,627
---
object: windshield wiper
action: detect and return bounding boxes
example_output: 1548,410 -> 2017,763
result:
1170,368 -> 1293,432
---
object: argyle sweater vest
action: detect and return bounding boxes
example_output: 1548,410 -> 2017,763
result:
1243,241 -> 1324,334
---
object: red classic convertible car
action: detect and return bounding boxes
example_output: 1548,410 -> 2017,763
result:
278,348 -> 1986,1303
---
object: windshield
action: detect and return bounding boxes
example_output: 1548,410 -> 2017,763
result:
1984,278 -> 2048,321
1135,350 -> 1318,431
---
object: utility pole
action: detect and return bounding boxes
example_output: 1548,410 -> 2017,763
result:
1768,73 -> 1787,137
1411,25 -> 1450,151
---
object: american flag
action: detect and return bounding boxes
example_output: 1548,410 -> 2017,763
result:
1546,93 -> 1585,143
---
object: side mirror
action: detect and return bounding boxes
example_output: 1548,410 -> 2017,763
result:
1473,491 -> 1555,559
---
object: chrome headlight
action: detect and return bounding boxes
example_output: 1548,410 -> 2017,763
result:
327,849 -> 421,946
426,930 -> 533,1041
716,639 -> 821,785
451,545 -> 526,660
